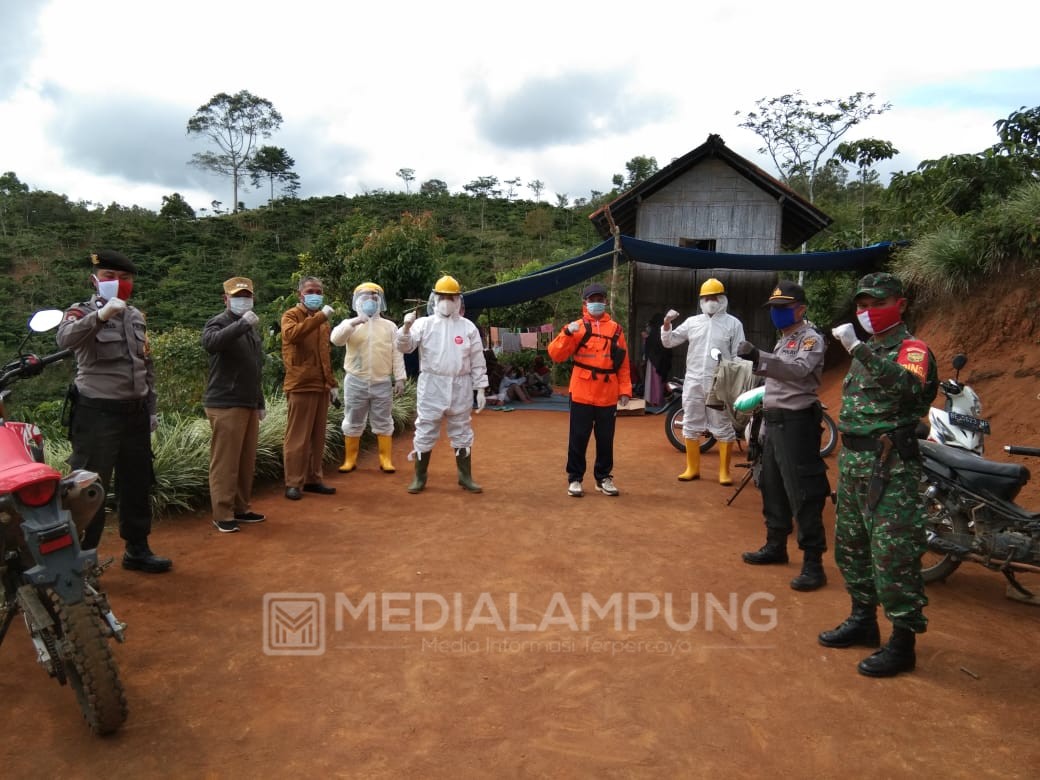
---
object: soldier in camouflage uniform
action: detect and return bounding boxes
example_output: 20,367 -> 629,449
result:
819,272 -> 937,677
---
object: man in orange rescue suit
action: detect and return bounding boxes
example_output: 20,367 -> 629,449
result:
548,282 -> 632,498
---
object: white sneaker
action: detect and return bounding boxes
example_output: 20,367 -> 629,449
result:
596,477 -> 620,496
568,481 -> 583,497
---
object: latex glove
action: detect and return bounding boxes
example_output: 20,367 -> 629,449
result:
330,388 -> 340,406
149,414 -> 158,432
566,320 -> 583,334
832,323 -> 861,353
403,311 -> 416,329
350,315 -> 367,327
475,391 -> 487,413
618,394 -> 630,408
737,340 -> 760,364
242,310 -> 259,327
394,379 -> 405,396
98,298 -> 127,321
321,305 -> 335,320
258,408 -> 267,421
663,309 -> 679,330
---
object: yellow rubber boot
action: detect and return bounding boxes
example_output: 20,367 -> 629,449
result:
718,440 -> 734,485
338,436 -> 361,472
678,441 -> 701,481
377,435 -> 396,473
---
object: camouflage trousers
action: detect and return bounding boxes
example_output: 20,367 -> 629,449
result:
834,450 -> 928,632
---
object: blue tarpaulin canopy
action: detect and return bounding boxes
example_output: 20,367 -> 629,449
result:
463,236 -> 897,315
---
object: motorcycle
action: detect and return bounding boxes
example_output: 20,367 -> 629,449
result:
926,353 -> 989,455
919,439 -> 1040,597
0,310 -> 128,735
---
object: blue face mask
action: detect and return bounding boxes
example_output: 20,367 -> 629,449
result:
303,293 -> 324,311
360,299 -> 379,317
586,301 -> 607,316
770,305 -> 798,330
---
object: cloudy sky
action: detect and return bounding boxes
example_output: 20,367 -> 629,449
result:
2,0 -> 1039,214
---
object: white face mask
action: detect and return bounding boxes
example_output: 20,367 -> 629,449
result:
700,299 -> 721,316
436,299 -> 458,317
229,297 -> 254,315
95,277 -> 119,301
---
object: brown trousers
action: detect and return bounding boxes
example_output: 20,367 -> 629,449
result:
284,390 -> 329,488
205,407 -> 260,521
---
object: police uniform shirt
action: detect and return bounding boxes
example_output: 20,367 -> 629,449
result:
56,295 -> 156,413
754,322 -> 825,411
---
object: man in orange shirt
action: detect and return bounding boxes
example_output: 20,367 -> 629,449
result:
548,283 -> 632,497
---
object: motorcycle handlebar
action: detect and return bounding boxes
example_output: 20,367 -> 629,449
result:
1004,445 -> 1040,458
0,349 -> 73,388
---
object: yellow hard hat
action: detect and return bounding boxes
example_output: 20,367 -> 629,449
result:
353,281 -> 384,296
433,275 -> 462,295
699,278 -> 725,297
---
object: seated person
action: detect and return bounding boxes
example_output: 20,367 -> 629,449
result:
498,365 -> 532,403
525,364 -> 554,397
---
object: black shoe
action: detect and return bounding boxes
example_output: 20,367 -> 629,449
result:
303,483 -> 336,495
213,520 -> 241,534
234,511 -> 266,523
790,553 -> 827,591
818,602 -> 881,648
857,627 -> 916,677
742,542 -> 789,565
285,487 -> 302,500
122,543 -> 172,573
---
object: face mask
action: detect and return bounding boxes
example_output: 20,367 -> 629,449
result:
436,299 -> 458,317
94,276 -> 119,301
700,299 -> 720,316
303,293 -> 324,311
586,301 -> 607,317
229,297 -> 254,316
770,306 -> 798,330
360,299 -> 379,317
117,279 -> 134,300
856,301 -> 903,335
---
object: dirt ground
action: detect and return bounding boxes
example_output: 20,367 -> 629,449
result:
2,348 -> 1040,777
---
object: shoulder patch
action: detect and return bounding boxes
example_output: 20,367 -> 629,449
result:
802,337 -> 817,351
897,338 -> 928,383
64,310 -> 84,322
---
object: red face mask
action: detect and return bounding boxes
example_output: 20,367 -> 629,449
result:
117,279 -> 134,300
856,301 -> 902,334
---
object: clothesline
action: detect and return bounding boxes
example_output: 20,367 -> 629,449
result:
488,325 -> 554,353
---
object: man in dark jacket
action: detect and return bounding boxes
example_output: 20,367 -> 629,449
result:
202,277 -> 267,533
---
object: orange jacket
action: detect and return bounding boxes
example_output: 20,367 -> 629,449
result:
281,304 -> 336,393
548,308 -> 632,407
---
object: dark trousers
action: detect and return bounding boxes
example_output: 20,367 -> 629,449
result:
566,400 -> 616,483
759,405 -> 830,552
68,402 -> 153,549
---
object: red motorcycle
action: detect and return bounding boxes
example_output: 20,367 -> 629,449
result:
0,310 -> 128,735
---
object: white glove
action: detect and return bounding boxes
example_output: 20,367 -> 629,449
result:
566,320 -> 583,334
831,323 -> 861,353
475,390 -> 487,413
242,310 -> 259,327
663,309 -> 679,329
258,408 -> 267,421
321,305 -> 335,319
351,315 -> 367,327
98,298 -> 127,321
618,395 -> 630,408
149,414 -> 158,432
394,379 -> 405,396
330,388 -> 340,405
403,311 -> 416,329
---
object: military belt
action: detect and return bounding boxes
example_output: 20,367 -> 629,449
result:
841,432 -> 884,452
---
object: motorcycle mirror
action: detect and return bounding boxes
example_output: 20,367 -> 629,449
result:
952,353 -> 968,372
28,310 -> 64,333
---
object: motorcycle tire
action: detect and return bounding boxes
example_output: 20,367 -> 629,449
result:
55,595 -> 128,735
919,486 -> 969,583
820,412 -> 838,458
664,405 -> 716,453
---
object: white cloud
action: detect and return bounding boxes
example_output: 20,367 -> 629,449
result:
1,0 -> 1038,213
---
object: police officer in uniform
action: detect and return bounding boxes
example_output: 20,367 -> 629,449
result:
57,250 -> 171,573
737,281 -> 830,591
820,272 -> 937,677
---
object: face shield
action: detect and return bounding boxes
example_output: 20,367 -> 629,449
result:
427,291 -> 463,318
353,288 -> 386,318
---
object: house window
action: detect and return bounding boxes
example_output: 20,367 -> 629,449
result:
680,238 -> 716,251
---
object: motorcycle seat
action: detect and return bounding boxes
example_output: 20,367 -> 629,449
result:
921,440 -> 1030,501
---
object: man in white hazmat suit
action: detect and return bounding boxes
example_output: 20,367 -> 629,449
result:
330,282 -> 407,473
396,275 -> 489,493
661,277 -> 746,484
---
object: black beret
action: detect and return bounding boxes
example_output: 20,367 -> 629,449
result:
91,249 -> 137,274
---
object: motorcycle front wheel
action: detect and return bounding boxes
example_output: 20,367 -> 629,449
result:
55,594 -> 128,735
820,412 -> 838,457
919,486 -> 970,583
664,405 -> 716,453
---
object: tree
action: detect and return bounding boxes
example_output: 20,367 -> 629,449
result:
835,138 -> 898,245
522,207 -> 554,249
463,176 -> 500,231
247,146 -> 300,202
159,192 -> 196,221
737,91 -> 891,202
186,90 -> 283,213
396,168 -> 416,193
617,155 -> 659,188
420,178 -> 449,196
503,177 -> 522,199
0,171 -> 29,237
527,179 -> 545,201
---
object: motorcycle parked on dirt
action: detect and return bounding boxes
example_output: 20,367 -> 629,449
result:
925,353 -> 989,455
0,310 -> 128,735
919,439 -> 1040,597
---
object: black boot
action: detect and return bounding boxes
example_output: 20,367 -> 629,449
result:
742,534 -> 789,565
858,626 -> 917,677
818,601 -> 881,648
790,550 -> 827,591
122,542 -> 172,574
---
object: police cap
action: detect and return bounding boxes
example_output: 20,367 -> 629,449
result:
764,280 -> 807,306
91,249 -> 137,275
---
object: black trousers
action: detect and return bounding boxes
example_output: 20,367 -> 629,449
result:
566,400 -> 616,483
759,405 -> 830,552
68,400 -> 154,548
